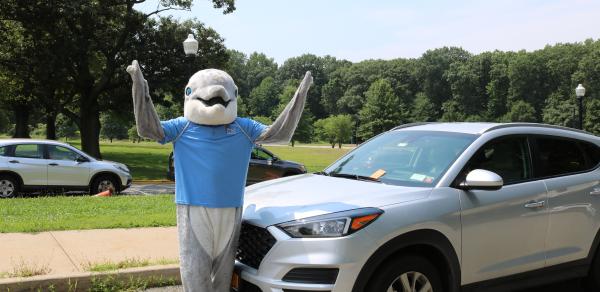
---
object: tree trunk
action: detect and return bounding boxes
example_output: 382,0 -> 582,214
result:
46,114 -> 57,140
79,99 -> 102,158
13,104 -> 30,138
291,140 -> 295,147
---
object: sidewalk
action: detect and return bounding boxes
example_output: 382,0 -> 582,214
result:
0,227 -> 178,280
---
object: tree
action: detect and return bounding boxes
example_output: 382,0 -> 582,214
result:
56,114 -> 78,141
439,100 -> 466,122
128,125 -> 141,143
358,79 -> 407,140
411,93 -> 437,122
246,52 -> 278,91
416,47 -> 471,118
248,77 -> 280,116
314,115 -> 354,148
502,100 -> 536,122
225,50 -> 249,98
542,92 -> 577,128
100,113 -> 128,142
0,0 -> 235,157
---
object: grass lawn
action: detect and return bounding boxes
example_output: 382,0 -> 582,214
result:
67,140 -> 351,180
0,195 -> 175,233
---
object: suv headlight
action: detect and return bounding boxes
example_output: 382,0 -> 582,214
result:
276,208 -> 383,238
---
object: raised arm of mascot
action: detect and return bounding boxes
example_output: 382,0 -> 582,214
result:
126,60 -> 312,144
126,60 -> 312,292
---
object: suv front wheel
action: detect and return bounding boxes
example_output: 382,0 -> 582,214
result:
90,174 -> 120,195
0,174 -> 19,198
366,255 -> 443,292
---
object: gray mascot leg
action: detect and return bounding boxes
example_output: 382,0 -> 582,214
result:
177,205 -> 242,292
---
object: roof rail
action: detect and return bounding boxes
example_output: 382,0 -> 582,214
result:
391,122 -> 437,131
483,123 -> 594,135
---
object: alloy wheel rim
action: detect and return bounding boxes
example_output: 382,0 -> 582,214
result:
97,180 -> 115,193
0,180 -> 15,198
387,271 -> 433,292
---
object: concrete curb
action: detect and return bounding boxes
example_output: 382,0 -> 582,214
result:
0,264 -> 180,292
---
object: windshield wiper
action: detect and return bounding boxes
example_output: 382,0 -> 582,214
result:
329,172 -> 381,183
314,171 -> 330,176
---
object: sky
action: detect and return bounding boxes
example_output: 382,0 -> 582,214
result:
136,0 -> 600,64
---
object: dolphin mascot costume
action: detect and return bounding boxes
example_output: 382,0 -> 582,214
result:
127,60 -> 312,291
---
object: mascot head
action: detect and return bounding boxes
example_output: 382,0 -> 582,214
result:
183,69 -> 238,125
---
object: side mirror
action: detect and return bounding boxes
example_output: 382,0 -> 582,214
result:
267,159 -> 273,166
460,169 -> 503,191
76,156 -> 88,163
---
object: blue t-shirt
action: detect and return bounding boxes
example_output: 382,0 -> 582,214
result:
159,117 -> 267,207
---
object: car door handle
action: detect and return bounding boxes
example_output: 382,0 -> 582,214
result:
48,163 -> 59,166
8,160 -> 19,163
590,187 -> 600,196
524,201 -> 545,209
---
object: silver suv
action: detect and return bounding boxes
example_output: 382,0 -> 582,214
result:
234,123 -> 600,292
0,139 -> 132,197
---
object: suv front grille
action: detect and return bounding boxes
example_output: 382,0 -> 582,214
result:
236,222 -> 276,269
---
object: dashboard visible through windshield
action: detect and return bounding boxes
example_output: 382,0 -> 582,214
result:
325,130 -> 476,187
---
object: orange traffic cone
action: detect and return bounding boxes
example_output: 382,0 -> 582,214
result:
94,188 -> 113,197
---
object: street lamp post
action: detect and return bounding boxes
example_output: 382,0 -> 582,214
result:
182,34 -> 198,76
576,84 -> 586,130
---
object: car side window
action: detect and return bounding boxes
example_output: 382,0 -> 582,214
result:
465,137 -> 531,185
0,146 -> 7,156
535,137 -> 588,177
47,145 -> 80,161
581,142 -> 600,169
252,148 -> 272,160
13,144 -> 43,159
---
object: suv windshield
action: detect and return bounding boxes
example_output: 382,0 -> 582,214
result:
325,130 -> 476,187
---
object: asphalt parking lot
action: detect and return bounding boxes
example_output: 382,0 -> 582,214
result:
122,183 -> 175,195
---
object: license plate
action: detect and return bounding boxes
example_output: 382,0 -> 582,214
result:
231,270 -> 240,291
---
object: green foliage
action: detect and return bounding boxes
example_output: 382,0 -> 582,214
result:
440,100 -> 466,122
411,93 -> 437,122
358,79 -> 408,140
252,116 -> 273,125
246,52 -> 278,92
248,76 -> 280,116
128,126 -> 141,143
56,114 -> 78,141
503,100 -> 537,122
542,92 -> 577,128
584,98 -> 600,134
100,113 -> 128,142
314,115 -> 355,148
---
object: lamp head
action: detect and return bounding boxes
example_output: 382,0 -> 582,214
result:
576,84 -> 586,98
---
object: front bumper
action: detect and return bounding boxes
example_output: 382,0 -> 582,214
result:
119,173 -> 132,191
235,226 -> 376,292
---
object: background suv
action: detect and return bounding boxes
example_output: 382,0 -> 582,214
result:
234,123 -> 600,292
0,139 -> 132,198
167,145 -> 306,184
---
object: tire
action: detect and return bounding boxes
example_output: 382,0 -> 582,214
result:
0,174 -> 19,198
90,174 -> 120,195
585,247 -> 600,291
366,255 -> 443,292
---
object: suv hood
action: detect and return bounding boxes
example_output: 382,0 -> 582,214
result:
243,174 -> 431,227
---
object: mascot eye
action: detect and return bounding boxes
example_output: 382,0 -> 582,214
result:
185,87 -> 192,96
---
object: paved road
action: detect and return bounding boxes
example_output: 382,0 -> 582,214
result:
122,183 -> 175,195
